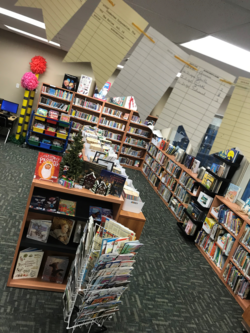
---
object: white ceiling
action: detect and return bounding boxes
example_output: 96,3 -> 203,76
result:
1,0 -> 250,79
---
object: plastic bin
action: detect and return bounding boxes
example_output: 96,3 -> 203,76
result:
59,121 -> 70,128
33,126 -> 44,134
40,142 -> 51,149
122,197 -> 145,214
28,139 -> 40,146
47,118 -> 57,125
51,145 -> 63,152
45,129 -> 56,137
56,132 -> 67,139
35,115 -> 46,121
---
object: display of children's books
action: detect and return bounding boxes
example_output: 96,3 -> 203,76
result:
73,221 -> 87,243
30,195 -> 46,210
102,208 -> 113,219
58,199 -> 76,216
26,220 -> 52,243
44,196 -> 60,212
217,148 -> 239,162
89,206 -> 102,222
100,170 -> 126,198
62,74 -> 78,91
50,217 -> 75,245
42,256 -> 69,283
93,82 -> 111,101
201,172 -> 216,190
224,183 -> 241,203
79,161 -> 108,190
13,248 -> 44,279
34,153 -> 62,182
109,97 -> 126,107
77,75 -> 92,95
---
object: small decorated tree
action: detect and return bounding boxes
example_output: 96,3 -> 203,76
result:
59,131 -> 84,182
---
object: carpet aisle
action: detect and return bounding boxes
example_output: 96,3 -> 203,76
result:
0,140 -> 243,333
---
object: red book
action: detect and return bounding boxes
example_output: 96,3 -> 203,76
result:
34,153 -> 62,182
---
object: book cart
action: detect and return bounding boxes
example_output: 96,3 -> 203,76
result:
196,196 -> 250,311
7,179 -> 124,292
30,83 -> 157,168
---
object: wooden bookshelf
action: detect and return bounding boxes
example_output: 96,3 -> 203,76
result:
196,195 -> 250,310
33,83 -> 157,169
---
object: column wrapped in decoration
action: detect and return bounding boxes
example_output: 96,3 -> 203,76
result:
22,56 -> 47,137
15,72 -> 39,140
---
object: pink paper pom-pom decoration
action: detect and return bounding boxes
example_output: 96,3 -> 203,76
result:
30,56 -> 47,74
21,72 -> 39,91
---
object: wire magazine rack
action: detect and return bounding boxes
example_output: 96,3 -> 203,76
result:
63,218 -> 136,333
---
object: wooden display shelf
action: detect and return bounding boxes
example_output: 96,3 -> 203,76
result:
118,210 -> 146,239
127,132 -> 151,140
98,124 -> 125,133
72,104 -> 102,114
123,143 -> 146,150
120,153 -> 144,160
8,277 -> 66,292
102,113 -> 127,122
38,103 -> 69,113
41,92 -> 72,103
196,244 -> 223,275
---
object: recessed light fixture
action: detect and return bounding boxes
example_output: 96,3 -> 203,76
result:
117,65 -> 124,69
176,72 -> 181,77
5,25 -> 60,47
181,36 -> 250,72
0,7 -> 45,29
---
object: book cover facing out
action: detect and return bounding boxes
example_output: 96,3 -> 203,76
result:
100,170 -> 126,198
34,153 -> 62,182
62,73 -> 79,92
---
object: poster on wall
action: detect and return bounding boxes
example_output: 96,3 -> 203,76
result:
62,74 -> 79,91
93,82 -> 111,101
124,96 -> 137,111
34,153 -> 62,182
77,75 -> 92,95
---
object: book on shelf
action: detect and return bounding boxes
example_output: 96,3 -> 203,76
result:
217,233 -> 235,256
34,153 -> 62,183
50,217 -> 75,245
184,220 -> 197,236
26,219 -> 52,243
108,97 -> 126,107
128,127 -> 150,137
99,118 -> 125,130
197,192 -> 213,208
201,172 -> 216,190
223,262 -> 250,299
42,255 -> 69,283
13,248 -> 44,279
202,217 -> 216,234
40,97 -> 70,111
100,170 -> 126,198
74,98 -> 101,111
42,85 -> 73,101
77,75 -> 92,95
58,199 -> 76,217
241,225 -> 250,249
217,148 -> 240,163
224,183 -> 241,203
73,221 -> 87,243
186,202 -> 206,222
62,74 -> 78,92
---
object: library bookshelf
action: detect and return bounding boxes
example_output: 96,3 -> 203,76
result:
33,83 -> 157,169
196,196 -> 250,310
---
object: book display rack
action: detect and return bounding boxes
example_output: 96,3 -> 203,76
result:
7,179 -> 124,292
196,196 -> 250,310
32,83 -> 157,169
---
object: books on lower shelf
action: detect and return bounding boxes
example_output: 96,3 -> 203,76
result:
241,225 -> 250,250
223,262 -> 250,299
121,146 -> 143,158
13,248 -> 44,279
179,172 -> 196,192
70,110 -> 99,123
103,131 -> 122,141
40,97 -> 70,111
42,85 -> 73,101
142,163 -> 151,177
148,143 -> 158,157
148,170 -> 159,186
233,245 -> 250,278
151,160 -> 161,175
157,182 -> 172,202
99,118 -> 125,130
169,197 -> 185,220
42,255 -> 69,283
162,173 -> 177,191
124,137 -> 147,148
111,144 -> 120,153
145,154 -> 154,167
27,220 -> 52,243
103,107 -> 123,118
166,160 -> 181,179
118,157 -> 140,167
155,150 -> 167,165
174,184 -> 191,205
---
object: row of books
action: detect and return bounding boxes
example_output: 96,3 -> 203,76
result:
157,182 -> 172,202
125,137 -> 147,148
186,202 -> 206,222
201,171 -> 223,193
72,121 -> 84,131
169,197 -> 185,220
148,143 -> 158,157
74,98 -> 102,111
30,195 -> 76,216
148,170 -> 158,186
102,107 -> 124,118
118,157 -> 140,167
161,173 -> 177,191
42,86 -> 73,101
103,131 -> 123,141
151,160 -> 161,175
40,97 -> 70,111
128,127 -> 150,138
241,225 -> 250,249
182,217 -> 197,236
99,118 -> 125,130
166,160 -> 181,179
179,172 -> 196,192
70,109 -> 99,123
121,147 -> 143,157
145,154 -> 154,167
142,163 -> 151,177
131,115 -> 156,126
223,263 -> 250,299
233,245 -> 250,278
174,184 -> 191,205
196,232 -> 226,269
218,205 -> 243,236
111,144 -> 120,153
155,150 -> 167,165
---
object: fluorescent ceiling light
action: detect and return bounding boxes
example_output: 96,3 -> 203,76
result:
0,7 -> 45,29
181,36 -> 250,72
176,72 -> 181,77
117,65 -> 124,69
5,25 -> 60,47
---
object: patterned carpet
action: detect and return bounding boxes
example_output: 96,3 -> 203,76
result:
0,138 -> 244,333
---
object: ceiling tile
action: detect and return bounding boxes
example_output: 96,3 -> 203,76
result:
223,0 -> 250,11
125,0 -> 250,34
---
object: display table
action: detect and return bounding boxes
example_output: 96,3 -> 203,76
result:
8,178 -> 146,292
